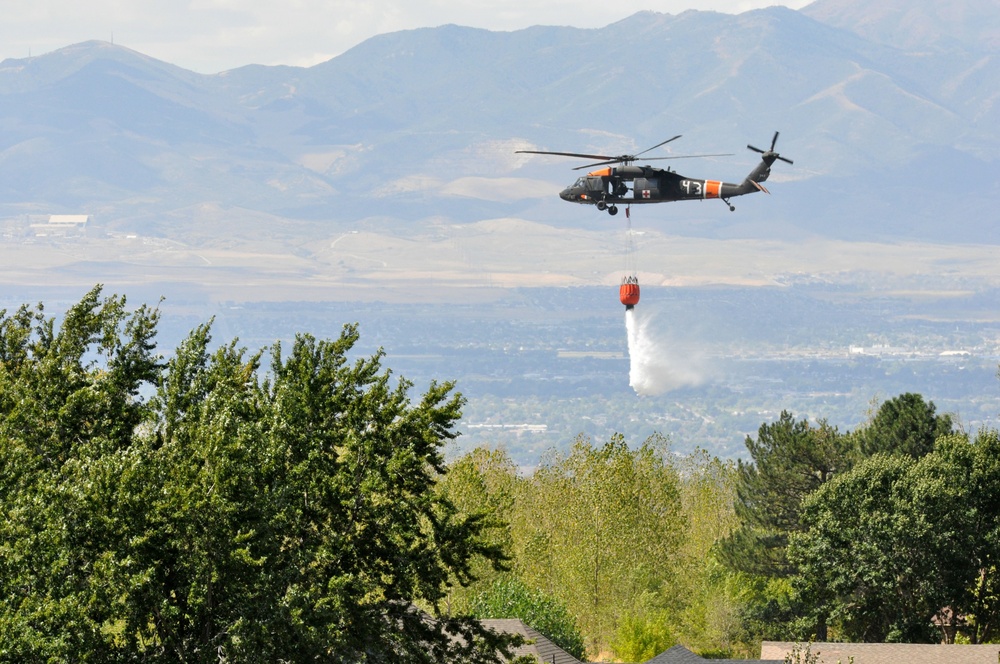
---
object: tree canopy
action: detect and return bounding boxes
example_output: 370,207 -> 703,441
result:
0,287 -> 520,662
719,412 -> 852,579
854,392 -> 953,459
718,396 -> 961,647
790,429 -> 1000,644
439,435 -> 692,658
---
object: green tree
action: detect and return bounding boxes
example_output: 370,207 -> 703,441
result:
721,396 -> 954,648
789,429 -> 1000,643
0,289 -> 521,662
610,608 -> 674,662
719,412 -> 852,578
729,574 -> 800,647
789,454 -> 938,642
854,393 -> 952,459
436,447 -> 521,612
468,575 -> 586,660
716,411 -> 854,646
513,434 -> 685,656
929,429 -> 1000,643
670,450 -> 741,655
0,287 -> 160,661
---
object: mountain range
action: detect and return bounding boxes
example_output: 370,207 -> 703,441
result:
0,0 -> 997,258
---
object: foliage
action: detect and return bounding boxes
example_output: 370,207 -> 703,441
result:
719,397 -> 950,648
929,429 -> 1000,643
1,289 -> 992,660
790,453 -> 937,642
854,392 -> 953,459
671,449 -> 739,573
0,287 -> 521,662
610,608 -> 674,662
442,435 -> 688,659
468,575 -> 586,660
719,411 -> 853,579
439,392 -> 981,656
729,574 -> 807,647
668,451 -> 742,654
435,447 -> 520,612
0,287 -> 161,661
512,434 -> 685,656
789,429 -> 1000,643
782,642 -> 820,664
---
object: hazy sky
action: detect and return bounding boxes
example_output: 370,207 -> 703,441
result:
2,0 -> 812,74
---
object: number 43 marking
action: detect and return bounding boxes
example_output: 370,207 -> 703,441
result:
681,180 -> 703,196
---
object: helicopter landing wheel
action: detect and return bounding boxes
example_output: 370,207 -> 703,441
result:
729,205 -> 736,212
597,200 -> 608,211
608,205 -> 618,216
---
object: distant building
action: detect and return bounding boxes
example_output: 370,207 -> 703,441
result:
29,214 -> 90,235
46,214 -> 90,227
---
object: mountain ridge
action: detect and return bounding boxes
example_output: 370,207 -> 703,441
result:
0,1 -> 996,248
802,0 -> 1000,51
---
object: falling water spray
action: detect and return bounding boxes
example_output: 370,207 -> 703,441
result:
626,305 -> 708,395
621,211 -> 707,394
621,211 -> 650,391
625,306 -> 648,392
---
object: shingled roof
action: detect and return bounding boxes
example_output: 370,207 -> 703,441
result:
644,645 -> 709,663
644,644 -> 783,664
761,641 -> 1000,664
480,618 -> 583,664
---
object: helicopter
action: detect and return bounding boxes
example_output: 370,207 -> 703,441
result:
516,132 -> 793,215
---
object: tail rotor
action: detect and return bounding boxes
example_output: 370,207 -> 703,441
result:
748,131 -> 793,165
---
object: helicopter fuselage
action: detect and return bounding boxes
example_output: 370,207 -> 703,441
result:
517,133 -> 789,215
558,163 -> 769,210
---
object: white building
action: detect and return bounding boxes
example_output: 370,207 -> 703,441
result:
29,214 -> 90,235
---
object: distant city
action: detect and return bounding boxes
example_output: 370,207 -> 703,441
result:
8,282 -> 983,468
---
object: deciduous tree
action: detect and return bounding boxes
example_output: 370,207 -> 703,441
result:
513,434 -> 685,655
436,446 -> 520,612
789,453 -> 937,642
0,287 -> 160,661
0,288 -> 520,662
789,428 -> 1000,643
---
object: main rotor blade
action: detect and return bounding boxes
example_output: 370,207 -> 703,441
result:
632,134 -> 682,158
517,134 -> 683,164
515,149 -> 616,161
571,153 -> 733,170
643,153 -> 733,161
573,158 -> 625,171
572,159 -> 625,170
